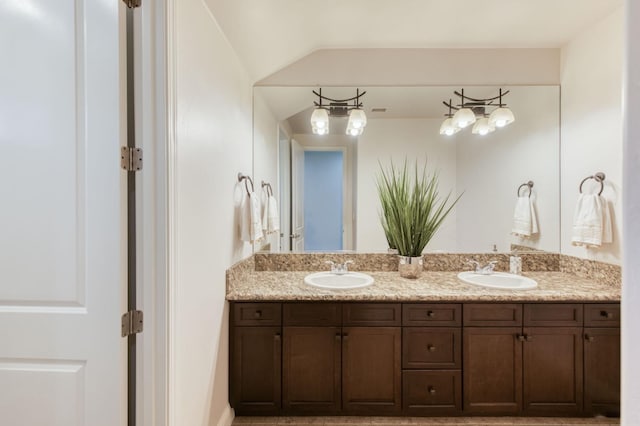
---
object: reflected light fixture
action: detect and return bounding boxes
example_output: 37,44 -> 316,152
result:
441,88 -> 515,136
311,88 -> 367,136
439,99 -> 461,136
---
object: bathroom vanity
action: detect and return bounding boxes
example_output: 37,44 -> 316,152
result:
226,254 -> 620,419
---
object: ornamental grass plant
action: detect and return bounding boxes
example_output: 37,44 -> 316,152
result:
376,159 -> 462,257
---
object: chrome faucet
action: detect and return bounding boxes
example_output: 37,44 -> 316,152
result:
468,260 -> 498,275
326,260 -> 354,275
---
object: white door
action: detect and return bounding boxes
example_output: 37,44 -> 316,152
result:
291,139 -> 305,251
278,129 -> 291,251
0,1 -> 126,425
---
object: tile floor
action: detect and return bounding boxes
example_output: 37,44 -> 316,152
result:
232,417 -> 620,426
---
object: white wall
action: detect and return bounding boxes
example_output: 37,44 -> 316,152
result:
172,0 -> 253,424
560,8 -> 623,265
258,48 -> 560,86
456,86 -> 560,253
356,119 -> 458,252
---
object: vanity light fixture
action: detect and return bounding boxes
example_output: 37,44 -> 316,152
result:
311,88 -> 367,136
441,88 -> 515,136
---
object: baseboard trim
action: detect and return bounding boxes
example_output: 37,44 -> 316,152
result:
216,404 -> 234,426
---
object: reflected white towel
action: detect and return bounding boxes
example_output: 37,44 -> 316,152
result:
262,194 -> 280,234
571,194 -> 612,247
240,192 -> 263,243
511,195 -> 539,237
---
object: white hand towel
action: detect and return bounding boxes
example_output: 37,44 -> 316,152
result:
571,194 -> 612,247
511,195 -> 539,237
240,192 -> 263,243
267,195 -> 280,233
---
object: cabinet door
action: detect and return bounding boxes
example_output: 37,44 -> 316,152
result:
283,326 -> 341,414
342,326 -> 401,414
523,327 -> 583,415
231,326 -> 281,414
463,327 -> 522,415
584,328 -> 620,416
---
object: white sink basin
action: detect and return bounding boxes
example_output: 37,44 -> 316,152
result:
304,272 -> 374,290
457,271 -> 538,290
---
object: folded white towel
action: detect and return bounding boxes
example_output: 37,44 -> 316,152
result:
511,195 -> 539,237
240,192 -> 263,243
571,193 -> 612,247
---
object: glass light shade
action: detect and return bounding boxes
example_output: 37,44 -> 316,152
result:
471,117 -> 496,136
489,107 -> 515,128
439,118 -> 461,136
346,125 -> 363,136
451,108 -> 476,128
312,125 -> 328,135
347,109 -> 367,129
310,108 -> 329,129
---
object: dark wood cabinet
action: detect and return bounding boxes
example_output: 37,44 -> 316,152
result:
283,326 -> 341,414
230,301 -> 620,418
342,326 -> 402,414
522,327 -> 583,415
463,327 -> 523,415
584,327 -> 620,416
231,326 -> 282,414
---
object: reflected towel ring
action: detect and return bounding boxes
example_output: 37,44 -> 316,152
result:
579,172 -> 605,196
517,181 -> 534,197
261,181 -> 273,197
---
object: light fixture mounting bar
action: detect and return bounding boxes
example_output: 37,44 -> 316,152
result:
312,88 -> 367,110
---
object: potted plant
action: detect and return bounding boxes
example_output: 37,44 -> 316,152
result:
376,159 -> 462,278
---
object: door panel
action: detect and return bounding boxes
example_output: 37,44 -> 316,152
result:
584,328 -> 620,416
0,0 -> 126,424
291,139 -> 304,251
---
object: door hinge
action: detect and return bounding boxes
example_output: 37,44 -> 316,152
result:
122,0 -> 141,8
121,147 -> 143,171
121,310 -> 144,337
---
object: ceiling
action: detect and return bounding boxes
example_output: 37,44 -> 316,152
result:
205,0 -> 622,82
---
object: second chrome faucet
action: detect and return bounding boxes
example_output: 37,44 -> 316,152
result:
468,260 -> 498,275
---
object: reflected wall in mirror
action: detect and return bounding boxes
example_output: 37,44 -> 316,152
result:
253,86 -> 560,254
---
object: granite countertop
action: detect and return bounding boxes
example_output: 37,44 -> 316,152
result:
226,271 -> 620,302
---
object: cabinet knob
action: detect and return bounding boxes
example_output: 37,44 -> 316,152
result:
517,334 -> 525,342
343,333 -> 349,341
428,386 -> 436,395
585,334 -> 595,342
427,310 -> 435,318
274,332 -> 281,341
254,310 -> 262,319
600,310 -> 613,319
335,333 -> 341,341
427,345 -> 436,352
525,334 -> 533,342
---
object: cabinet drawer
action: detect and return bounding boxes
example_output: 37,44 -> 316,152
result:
343,303 -> 401,326
403,328 -> 461,369
283,303 -> 341,326
524,304 -> 583,327
233,303 -> 281,326
585,304 -> 620,327
403,304 -> 461,326
463,304 -> 522,326
403,370 -> 462,415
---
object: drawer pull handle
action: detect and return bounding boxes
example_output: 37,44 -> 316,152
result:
427,345 -> 436,352
428,386 -> 436,395
427,310 -> 435,318
254,310 -> 262,319
585,334 -> 595,342
600,311 -> 613,319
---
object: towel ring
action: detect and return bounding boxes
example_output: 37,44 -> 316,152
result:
261,181 -> 273,197
517,181 -> 534,197
237,173 -> 254,196
579,172 -> 605,196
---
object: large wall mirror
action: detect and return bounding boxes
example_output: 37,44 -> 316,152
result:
253,85 -> 560,254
